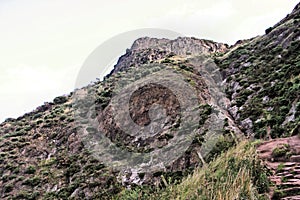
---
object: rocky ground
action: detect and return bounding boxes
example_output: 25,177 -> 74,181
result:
258,135 -> 300,199
0,2 -> 299,199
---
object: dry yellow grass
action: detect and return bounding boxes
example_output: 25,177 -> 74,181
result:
159,141 -> 259,199
116,140 -> 269,200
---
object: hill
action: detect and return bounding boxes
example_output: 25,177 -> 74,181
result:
0,2 -> 299,199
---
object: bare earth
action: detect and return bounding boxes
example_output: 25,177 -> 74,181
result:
257,136 -> 300,199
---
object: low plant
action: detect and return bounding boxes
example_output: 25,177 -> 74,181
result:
272,144 -> 290,158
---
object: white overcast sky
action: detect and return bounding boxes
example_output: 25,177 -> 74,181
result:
0,0 -> 299,122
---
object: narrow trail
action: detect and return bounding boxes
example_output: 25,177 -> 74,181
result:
257,136 -> 300,200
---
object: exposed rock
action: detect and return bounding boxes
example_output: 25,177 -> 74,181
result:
240,117 -> 253,135
112,37 -> 229,74
0,2 -> 299,199
257,136 -> 300,199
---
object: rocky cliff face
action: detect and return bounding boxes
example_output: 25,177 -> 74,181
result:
0,3 -> 299,199
111,37 -> 228,74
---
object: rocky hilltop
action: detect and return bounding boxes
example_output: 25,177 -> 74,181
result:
111,37 -> 228,73
0,2 -> 299,200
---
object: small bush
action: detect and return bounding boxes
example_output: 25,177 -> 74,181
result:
53,96 -> 68,104
3,183 -> 13,193
24,165 -> 36,174
23,176 -> 41,187
272,144 -> 290,158
277,163 -> 284,172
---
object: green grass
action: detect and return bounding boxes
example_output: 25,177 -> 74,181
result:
114,140 -> 269,200
272,144 -> 290,158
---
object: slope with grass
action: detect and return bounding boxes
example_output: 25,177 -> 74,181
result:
0,2 -> 299,200
216,3 -> 300,139
114,140 -> 270,200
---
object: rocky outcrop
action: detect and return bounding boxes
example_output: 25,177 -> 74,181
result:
0,2 -> 299,199
112,37 -> 229,73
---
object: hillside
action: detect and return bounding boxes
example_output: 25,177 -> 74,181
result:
0,2 -> 299,200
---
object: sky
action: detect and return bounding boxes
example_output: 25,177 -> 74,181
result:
0,0 -> 299,122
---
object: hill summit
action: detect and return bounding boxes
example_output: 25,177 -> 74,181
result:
0,2 -> 299,199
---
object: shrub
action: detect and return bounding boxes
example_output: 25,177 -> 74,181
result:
23,176 -> 41,187
59,115 -> 67,121
32,113 -> 42,119
3,183 -> 13,193
24,165 -> 36,174
53,96 -> 68,104
272,144 -> 290,158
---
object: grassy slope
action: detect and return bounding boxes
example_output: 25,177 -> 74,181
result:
215,6 -> 300,139
114,4 -> 300,199
0,3 -> 298,199
114,140 -> 270,200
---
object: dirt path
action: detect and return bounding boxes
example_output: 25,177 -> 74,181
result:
257,136 -> 300,199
